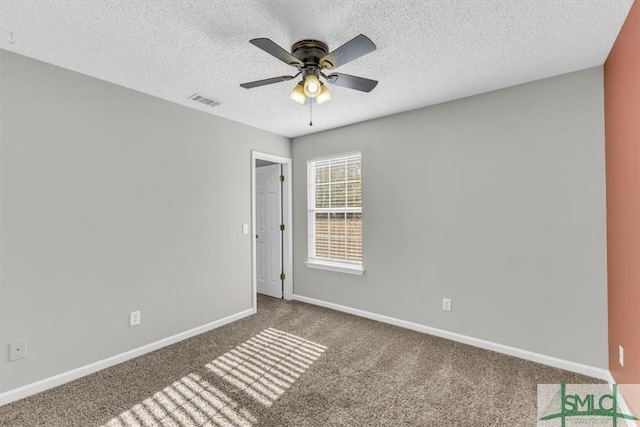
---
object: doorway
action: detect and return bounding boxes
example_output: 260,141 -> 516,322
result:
251,151 -> 293,309
256,162 -> 282,298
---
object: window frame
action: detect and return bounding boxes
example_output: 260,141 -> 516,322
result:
306,151 -> 364,276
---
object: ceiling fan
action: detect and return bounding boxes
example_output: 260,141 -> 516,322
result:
240,34 -> 378,106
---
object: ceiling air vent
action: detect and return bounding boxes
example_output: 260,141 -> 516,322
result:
188,93 -> 221,108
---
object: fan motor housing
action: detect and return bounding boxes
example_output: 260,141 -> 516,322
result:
291,40 -> 329,67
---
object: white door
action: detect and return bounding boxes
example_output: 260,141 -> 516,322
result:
256,164 -> 283,298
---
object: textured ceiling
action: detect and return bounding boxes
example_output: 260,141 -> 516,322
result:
0,0 -> 633,138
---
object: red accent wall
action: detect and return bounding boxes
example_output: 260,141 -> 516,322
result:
605,0 -> 640,415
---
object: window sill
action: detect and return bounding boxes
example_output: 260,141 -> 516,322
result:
305,260 -> 364,276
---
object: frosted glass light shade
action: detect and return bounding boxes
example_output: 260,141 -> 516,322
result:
304,74 -> 321,98
289,83 -> 306,105
316,83 -> 332,104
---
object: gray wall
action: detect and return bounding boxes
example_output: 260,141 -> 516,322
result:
0,51 -> 290,392
292,67 -> 608,369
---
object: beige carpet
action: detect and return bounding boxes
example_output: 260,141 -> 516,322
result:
0,296 -> 601,426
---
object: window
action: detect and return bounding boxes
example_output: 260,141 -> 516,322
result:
307,152 -> 363,275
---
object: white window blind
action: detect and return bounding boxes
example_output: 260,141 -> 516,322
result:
308,152 -> 362,268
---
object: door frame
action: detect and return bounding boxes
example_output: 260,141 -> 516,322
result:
251,151 -> 293,310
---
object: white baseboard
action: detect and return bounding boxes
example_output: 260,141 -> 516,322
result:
292,294 -> 610,381
0,308 -> 256,407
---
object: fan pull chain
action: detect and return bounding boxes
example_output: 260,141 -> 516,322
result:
309,98 -> 313,126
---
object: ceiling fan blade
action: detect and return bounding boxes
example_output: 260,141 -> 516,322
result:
240,75 -> 295,89
326,73 -> 378,92
249,38 -> 304,68
320,34 -> 376,70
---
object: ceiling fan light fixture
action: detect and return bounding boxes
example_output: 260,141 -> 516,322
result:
303,74 -> 321,98
289,82 -> 307,105
316,83 -> 332,105
240,35 -> 378,119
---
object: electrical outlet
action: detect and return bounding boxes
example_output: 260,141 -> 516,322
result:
129,311 -> 141,327
9,340 -> 27,361
619,345 -> 624,367
442,298 -> 452,312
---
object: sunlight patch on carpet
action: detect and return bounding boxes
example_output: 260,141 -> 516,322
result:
205,328 -> 326,407
100,328 -> 326,426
